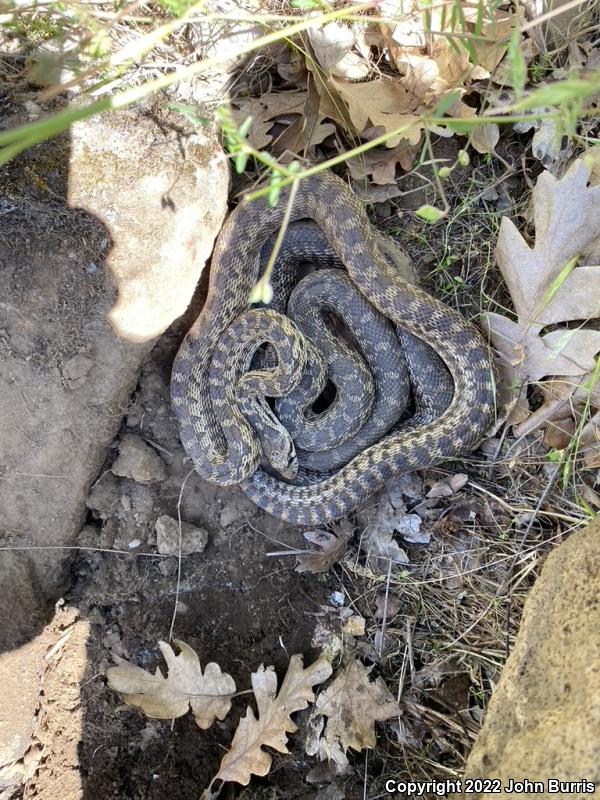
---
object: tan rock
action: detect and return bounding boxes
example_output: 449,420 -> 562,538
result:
111,434 -> 166,484
458,516 -> 600,798
69,108 -> 229,342
155,514 -> 209,555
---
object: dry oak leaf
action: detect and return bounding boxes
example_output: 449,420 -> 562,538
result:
215,655 -> 332,786
230,92 -> 308,150
106,640 -> 235,729
482,159 -> 600,389
271,75 -> 336,158
330,76 -> 423,147
347,140 -> 419,185
308,21 -> 370,80
384,6 -> 514,98
314,659 -> 399,764
427,473 -> 468,498
295,526 -> 351,574
450,100 -> 499,154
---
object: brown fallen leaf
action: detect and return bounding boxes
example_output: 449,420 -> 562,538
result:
308,21 -> 369,80
383,3 -> 515,100
514,374 -> 600,438
347,140 -> 418,186
106,640 -> 235,729
215,655 -> 332,786
374,590 -> 402,620
230,91 -> 308,150
470,122 -> 500,155
295,526 -> 351,574
330,76 -> 423,148
361,510 -> 410,573
481,159 -> 600,420
271,74 -> 336,158
427,473 -> 468,499
581,482 -> 600,509
312,659 -> 399,772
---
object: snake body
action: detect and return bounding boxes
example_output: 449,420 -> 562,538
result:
171,172 -> 495,526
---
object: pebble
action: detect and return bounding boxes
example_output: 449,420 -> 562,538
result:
111,434 -> 166,483
155,514 -> 209,556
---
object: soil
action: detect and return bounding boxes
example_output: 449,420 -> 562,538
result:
69,328 -> 337,799
2,264 -> 339,799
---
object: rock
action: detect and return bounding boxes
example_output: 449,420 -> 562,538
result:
0,608 -> 83,794
70,107 -> 229,342
111,435 -> 166,484
0,553 -> 47,651
458,516 -> 600,797
0,104 -> 228,648
0,624 -> 46,772
155,515 -> 209,556
86,474 -> 121,517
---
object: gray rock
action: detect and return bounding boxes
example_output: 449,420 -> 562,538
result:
86,473 -> 121,518
111,435 -> 166,484
155,514 -> 209,556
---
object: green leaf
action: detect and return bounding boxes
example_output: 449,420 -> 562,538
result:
438,166 -> 452,179
432,89 -> 461,116
440,118 -> 477,134
268,174 -> 282,207
415,204 -> 446,223
507,25 -> 526,94
234,151 -> 248,173
237,115 -> 253,139
457,148 -> 469,167
514,77 -> 598,111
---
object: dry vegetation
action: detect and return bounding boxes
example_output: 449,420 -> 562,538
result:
2,0 -> 600,796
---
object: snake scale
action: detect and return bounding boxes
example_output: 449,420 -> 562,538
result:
171,172 -> 496,526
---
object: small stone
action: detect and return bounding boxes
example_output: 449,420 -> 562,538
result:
342,615 -> 366,637
158,557 -> 178,576
24,99 -> 40,119
329,591 -> 345,607
111,434 -> 166,484
155,515 -> 209,556
86,474 -> 121,518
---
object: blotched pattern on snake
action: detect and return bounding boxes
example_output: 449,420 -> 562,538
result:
171,172 -> 496,525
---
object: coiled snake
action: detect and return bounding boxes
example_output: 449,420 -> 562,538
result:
171,172 -> 495,526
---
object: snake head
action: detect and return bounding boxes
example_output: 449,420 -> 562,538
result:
261,432 -> 299,481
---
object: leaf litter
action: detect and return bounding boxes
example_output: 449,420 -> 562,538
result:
307,658 -> 400,774
228,0 -> 523,187
106,640 -> 236,729
481,158 -> 600,464
108,638 -> 404,794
